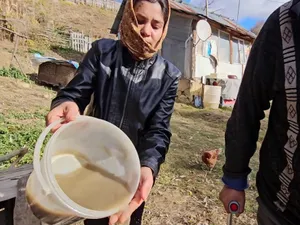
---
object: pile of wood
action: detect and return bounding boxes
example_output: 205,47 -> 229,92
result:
0,148 -> 33,225
37,60 -> 77,88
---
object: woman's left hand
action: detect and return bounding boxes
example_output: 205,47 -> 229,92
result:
109,167 -> 154,225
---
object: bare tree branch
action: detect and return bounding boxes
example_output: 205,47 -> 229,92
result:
250,20 -> 265,35
202,0 -> 216,12
208,0 -> 215,6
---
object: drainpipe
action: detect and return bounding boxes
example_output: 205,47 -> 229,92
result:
191,20 -> 197,79
184,34 -> 193,49
184,19 -> 197,79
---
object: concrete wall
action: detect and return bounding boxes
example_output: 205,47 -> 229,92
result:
195,56 -> 244,80
177,78 -> 203,103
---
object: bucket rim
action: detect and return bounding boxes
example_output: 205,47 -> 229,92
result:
44,115 -> 141,219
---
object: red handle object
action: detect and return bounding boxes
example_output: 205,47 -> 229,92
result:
228,201 -> 240,214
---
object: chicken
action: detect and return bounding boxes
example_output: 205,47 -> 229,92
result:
201,149 -> 220,169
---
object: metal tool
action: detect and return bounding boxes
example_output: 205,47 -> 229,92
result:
227,201 -> 240,225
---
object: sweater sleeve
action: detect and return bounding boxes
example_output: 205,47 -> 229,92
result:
222,10 -> 280,190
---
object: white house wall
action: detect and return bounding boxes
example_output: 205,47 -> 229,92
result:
195,55 -> 244,80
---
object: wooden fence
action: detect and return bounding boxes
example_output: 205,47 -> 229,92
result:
70,32 -> 93,53
67,0 -> 121,11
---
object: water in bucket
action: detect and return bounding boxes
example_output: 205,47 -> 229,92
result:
25,116 -> 141,224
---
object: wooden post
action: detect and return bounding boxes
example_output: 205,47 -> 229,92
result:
191,20 -> 197,79
10,34 -> 19,67
229,34 -> 233,64
206,0 -> 208,17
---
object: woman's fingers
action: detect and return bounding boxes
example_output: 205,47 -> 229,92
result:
64,103 -> 80,122
45,101 -> 80,133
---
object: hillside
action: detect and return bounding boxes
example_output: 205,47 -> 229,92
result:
0,0 -> 118,74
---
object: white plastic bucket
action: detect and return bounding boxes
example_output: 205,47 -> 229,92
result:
203,85 -> 222,109
26,116 -> 141,224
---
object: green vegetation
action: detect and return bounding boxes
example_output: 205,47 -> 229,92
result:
0,67 -> 31,83
0,110 -> 48,169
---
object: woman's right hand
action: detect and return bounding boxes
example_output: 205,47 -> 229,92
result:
46,101 -> 80,133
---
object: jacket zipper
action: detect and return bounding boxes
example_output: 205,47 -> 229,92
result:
119,63 -> 137,128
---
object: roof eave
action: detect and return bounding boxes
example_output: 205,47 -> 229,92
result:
110,0 -> 257,40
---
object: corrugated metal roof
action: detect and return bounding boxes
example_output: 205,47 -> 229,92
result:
170,1 -> 197,14
170,1 -> 256,39
222,17 -> 256,38
110,0 -> 256,39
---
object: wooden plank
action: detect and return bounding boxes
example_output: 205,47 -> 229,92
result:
0,165 -> 33,202
0,166 -> 83,225
13,174 -> 83,225
14,175 -> 41,225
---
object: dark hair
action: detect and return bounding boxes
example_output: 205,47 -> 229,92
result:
133,0 -> 169,22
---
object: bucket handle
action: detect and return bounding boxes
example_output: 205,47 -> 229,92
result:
33,118 -> 64,195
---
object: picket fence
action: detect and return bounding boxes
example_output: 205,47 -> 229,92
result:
70,32 -> 93,53
67,0 -> 121,11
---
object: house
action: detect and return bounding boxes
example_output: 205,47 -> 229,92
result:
110,0 -> 256,105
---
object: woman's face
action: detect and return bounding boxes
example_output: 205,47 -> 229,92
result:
134,1 -> 165,47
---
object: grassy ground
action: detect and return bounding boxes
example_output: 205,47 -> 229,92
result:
0,1 -> 269,223
141,104 -> 267,225
0,76 -> 55,169
0,74 -> 268,224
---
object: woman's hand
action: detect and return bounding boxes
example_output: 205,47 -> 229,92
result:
46,101 -> 80,133
109,167 -> 154,225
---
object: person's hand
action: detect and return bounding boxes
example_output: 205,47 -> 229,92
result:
219,185 -> 245,216
46,101 -> 80,133
109,167 -> 154,225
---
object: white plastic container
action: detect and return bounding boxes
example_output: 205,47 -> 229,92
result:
203,85 -> 222,109
26,116 -> 141,224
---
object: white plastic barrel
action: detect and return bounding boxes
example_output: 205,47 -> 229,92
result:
203,85 -> 222,109
26,116 -> 141,224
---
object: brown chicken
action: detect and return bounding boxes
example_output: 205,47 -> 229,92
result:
201,149 -> 220,169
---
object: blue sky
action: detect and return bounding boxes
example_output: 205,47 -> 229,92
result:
239,18 -> 259,30
184,0 -> 289,30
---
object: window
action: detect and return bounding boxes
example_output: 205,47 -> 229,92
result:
198,26 -> 251,65
239,40 -> 245,64
232,38 -> 239,64
219,31 -> 230,63
199,28 -> 230,63
232,38 -> 245,64
244,41 -> 251,62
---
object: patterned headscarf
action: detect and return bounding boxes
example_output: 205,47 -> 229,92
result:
119,0 -> 171,61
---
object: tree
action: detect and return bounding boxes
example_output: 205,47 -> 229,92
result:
208,0 -> 215,6
203,0 -> 215,9
250,20 -> 265,35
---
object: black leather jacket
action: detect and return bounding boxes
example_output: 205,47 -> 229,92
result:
51,38 -> 181,177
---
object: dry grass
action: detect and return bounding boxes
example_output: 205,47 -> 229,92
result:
141,104 -> 268,225
0,75 -> 268,224
0,76 -> 55,114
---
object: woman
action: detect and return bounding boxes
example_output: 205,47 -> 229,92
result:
46,0 -> 181,224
